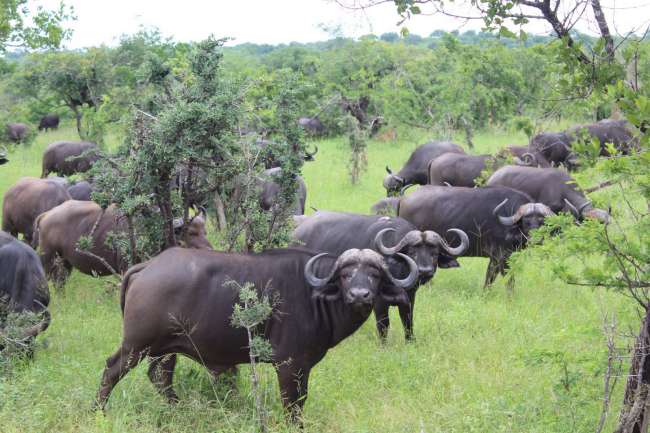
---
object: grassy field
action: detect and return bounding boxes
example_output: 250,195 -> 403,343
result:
0,123 -> 639,432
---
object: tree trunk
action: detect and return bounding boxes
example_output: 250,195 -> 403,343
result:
213,190 -> 228,231
616,307 -> 650,433
591,0 -> 615,61
71,104 -> 82,136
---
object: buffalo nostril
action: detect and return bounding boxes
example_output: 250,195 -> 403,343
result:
351,288 -> 371,300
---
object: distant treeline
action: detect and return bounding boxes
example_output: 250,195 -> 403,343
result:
0,28 -> 647,142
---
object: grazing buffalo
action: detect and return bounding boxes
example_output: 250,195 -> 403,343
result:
529,132 -> 578,169
66,181 -> 94,201
292,211 -> 468,340
428,153 -> 492,187
0,231 -> 50,348
0,146 -> 7,165
298,117 -> 325,135
6,123 -> 28,143
486,165 -> 610,224
384,141 -> 465,195
567,119 -> 638,156
399,186 -> 553,288
371,196 -> 401,216
38,114 -> 60,131
34,201 -> 213,286
2,177 -> 71,244
255,138 -> 318,169
258,168 -> 307,215
500,146 -> 551,168
95,247 -> 418,421
41,141 -> 100,177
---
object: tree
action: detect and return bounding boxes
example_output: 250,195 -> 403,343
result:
0,0 -> 74,51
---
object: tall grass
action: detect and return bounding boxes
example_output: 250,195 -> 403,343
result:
0,123 -> 637,432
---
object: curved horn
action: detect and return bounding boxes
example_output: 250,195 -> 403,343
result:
563,198 -> 580,218
439,229 -> 469,256
385,166 -> 393,175
493,199 -> 519,226
578,200 -> 592,213
375,228 -> 408,255
382,253 -> 418,289
400,183 -> 415,196
304,253 -> 336,288
521,152 -> 535,165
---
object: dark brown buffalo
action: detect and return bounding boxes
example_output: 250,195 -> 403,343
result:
399,185 -> 553,288
38,114 -> 60,131
292,211 -> 468,340
41,141 -> 100,177
567,119 -> 638,156
370,197 -> 401,216
500,146 -> 551,168
6,123 -> 28,143
486,165 -> 610,224
258,167 -> 307,215
384,141 -> 465,195
298,117 -> 325,135
2,177 -> 71,244
34,201 -> 213,285
66,181 -> 94,201
428,153 -> 492,187
529,131 -> 578,169
0,231 -> 50,348
95,247 -> 418,421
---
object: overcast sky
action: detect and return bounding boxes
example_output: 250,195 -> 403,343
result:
34,0 -> 650,49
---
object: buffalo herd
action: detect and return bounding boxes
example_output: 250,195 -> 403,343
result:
0,116 -> 634,423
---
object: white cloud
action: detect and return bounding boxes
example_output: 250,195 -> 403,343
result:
33,0 -> 650,49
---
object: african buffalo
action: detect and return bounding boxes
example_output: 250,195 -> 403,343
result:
2,177 -> 71,244
529,132 -> 578,169
292,211 -> 468,340
370,197 -> 400,216
567,119 -> 638,156
298,117 -> 325,135
66,181 -> 94,201
384,141 -> 465,195
500,146 -> 551,168
428,153 -> 492,187
0,231 -> 50,348
38,114 -> 60,131
399,185 -> 553,288
255,138 -> 318,169
0,146 -> 7,165
258,167 -> 307,215
486,165 -> 610,224
95,247 -> 418,421
34,201 -> 213,286
6,123 -> 28,143
41,141 -> 100,177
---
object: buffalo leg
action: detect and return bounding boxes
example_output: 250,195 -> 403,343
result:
484,256 -> 501,288
209,364 -> 239,391
398,290 -> 417,342
95,345 -> 144,409
147,354 -> 179,403
276,364 -> 310,424
373,300 -> 390,342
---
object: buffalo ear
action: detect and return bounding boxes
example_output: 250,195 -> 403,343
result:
379,283 -> 410,307
311,284 -> 341,301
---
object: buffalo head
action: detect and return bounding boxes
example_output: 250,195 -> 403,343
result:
374,227 -> 468,280
304,249 -> 417,312
563,199 -> 610,224
383,166 -> 405,196
493,199 -> 554,246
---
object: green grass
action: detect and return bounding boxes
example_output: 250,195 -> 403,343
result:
0,123 -> 638,432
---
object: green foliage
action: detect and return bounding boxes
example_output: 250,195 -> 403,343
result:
0,0 -> 74,51
230,282 -> 274,363
0,301 -> 42,377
